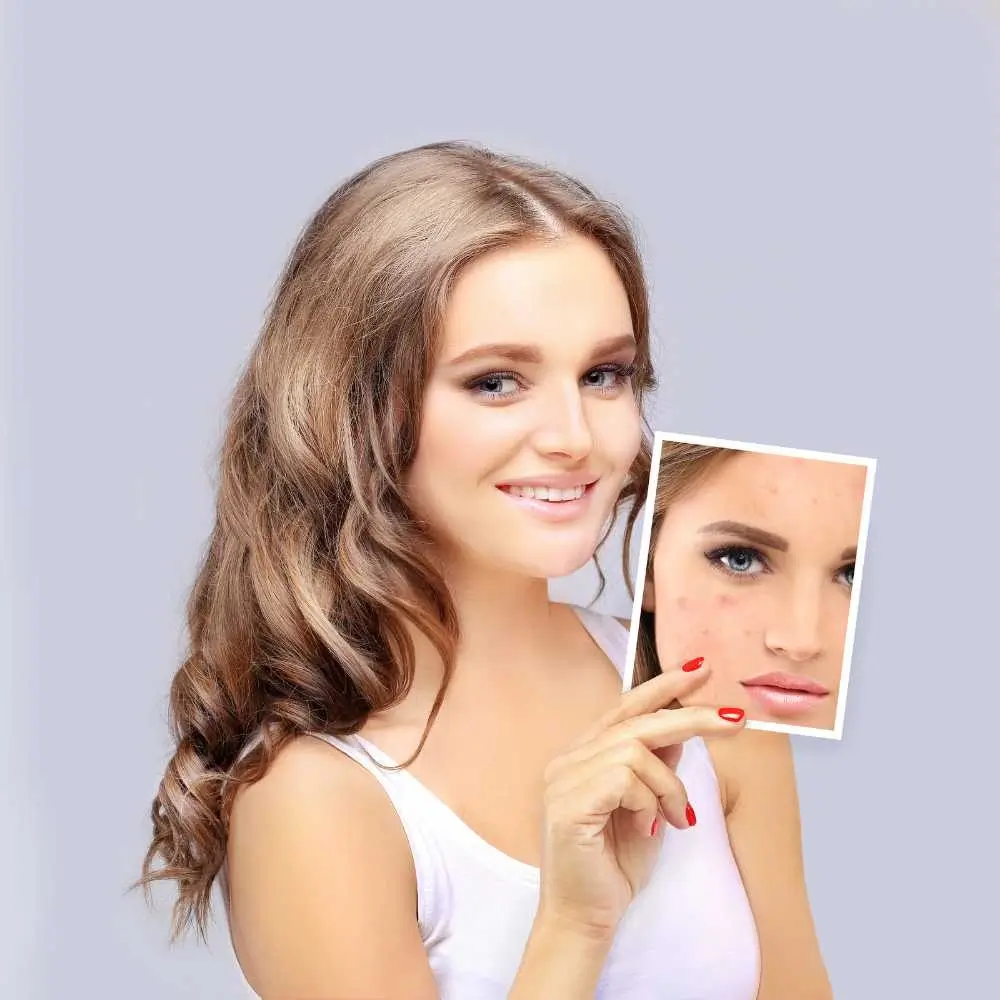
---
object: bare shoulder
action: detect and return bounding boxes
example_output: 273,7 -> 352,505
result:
706,727 -> 796,814
230,732 -> 404,833
227,734 -> 438,1000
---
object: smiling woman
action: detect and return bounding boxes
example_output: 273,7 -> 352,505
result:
137,142 -> 814,1000
409,237 -> 643,579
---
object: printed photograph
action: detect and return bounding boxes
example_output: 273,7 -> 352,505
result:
627,432 -> 876,739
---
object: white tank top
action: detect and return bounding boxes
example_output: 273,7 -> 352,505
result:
293,605 -> 761,999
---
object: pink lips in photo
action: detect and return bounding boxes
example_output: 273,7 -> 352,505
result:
496,474 -> 599,523
739,672 -> 830,720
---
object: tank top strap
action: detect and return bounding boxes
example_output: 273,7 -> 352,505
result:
306,732 -> 450,946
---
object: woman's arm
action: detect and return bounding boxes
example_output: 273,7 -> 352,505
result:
708,730 -> 834,1000
226,669 -> 742,1000
227,736 -> 440,999
507,915 -> 613,999
226,736 -> 612,1000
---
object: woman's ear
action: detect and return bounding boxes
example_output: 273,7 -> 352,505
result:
641,575 -> 655,612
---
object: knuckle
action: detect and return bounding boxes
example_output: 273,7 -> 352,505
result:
620,738 -> 646,769
614,763 -> 635,796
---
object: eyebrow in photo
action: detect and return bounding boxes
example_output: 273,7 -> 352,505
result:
698,520 -> 857,561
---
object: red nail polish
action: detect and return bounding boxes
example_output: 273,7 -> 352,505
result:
681,656 -> 705,672
685,803 -> 697,827
718,707 -> 745,723
650,818 -> 659,837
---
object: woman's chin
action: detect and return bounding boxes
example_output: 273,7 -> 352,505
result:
510,543 -> 600,582
443,528 -> 606,582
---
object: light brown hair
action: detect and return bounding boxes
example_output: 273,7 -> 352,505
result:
138,141 -> 658,939
632,442 -> 737,685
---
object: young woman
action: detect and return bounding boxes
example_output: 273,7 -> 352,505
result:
141,142 -> 831,999
637,441 -> 867,731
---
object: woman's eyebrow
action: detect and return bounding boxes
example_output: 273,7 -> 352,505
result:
446,343 -> 542,366
699,521 -> 859,562
444,333 -> 636,368
698,520 -> 788,552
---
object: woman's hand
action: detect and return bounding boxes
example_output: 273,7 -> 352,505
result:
536,661 -> 746,940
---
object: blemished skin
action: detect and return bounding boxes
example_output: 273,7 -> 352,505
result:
645,451 -> 866,731
225,237 -> 833,1000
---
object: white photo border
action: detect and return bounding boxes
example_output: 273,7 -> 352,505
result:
623,430 -> 877,742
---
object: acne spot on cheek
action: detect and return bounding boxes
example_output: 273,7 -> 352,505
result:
676,596 -> 689,611
715,593 -> 737,608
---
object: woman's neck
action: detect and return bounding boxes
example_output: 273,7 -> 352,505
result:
447,561 -> 556,654
368,560 -> 564,732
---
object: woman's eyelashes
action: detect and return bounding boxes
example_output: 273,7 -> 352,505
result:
464,362 -> 636,401
705,545 -> 769,581
704,545 -> 856,589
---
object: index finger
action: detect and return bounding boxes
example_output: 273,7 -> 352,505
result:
578,658 -> 712,744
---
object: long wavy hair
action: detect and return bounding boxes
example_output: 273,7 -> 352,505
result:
632,442 -> 738,686
139,141 -> 658,940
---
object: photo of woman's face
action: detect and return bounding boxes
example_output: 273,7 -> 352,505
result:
407,234 -> 642,580
647,451 -> 868,731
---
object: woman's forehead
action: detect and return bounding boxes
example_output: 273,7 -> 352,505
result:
437,237 -> 633,360
663,452 -> 867,545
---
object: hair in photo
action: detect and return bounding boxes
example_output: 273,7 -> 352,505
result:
139,141 -> 658,939
633,442 -> 733,685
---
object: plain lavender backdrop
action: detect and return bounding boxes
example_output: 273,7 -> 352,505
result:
4,1 -> 999,997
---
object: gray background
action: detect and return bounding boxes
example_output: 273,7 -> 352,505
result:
4,1 -> 998,997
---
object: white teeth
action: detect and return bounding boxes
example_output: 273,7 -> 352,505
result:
504,484 -> 587,502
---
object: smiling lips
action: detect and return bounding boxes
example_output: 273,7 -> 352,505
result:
502,483 -> 588,502
739,672 -> 830,719
496,475 -> 599,521
497,474 -> 598,500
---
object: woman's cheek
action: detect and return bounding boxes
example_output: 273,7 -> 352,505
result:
656,586 -> 761,704
654,591 -> 726,670
597,399 -> 642,477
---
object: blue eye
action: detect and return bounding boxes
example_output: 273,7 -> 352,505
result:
465,361 -> 637,402
468,372 -> 521,399
706,545 -> 768,579
705,545 -> 768,579
583,363 -> 637,393
839,563 -> 855,587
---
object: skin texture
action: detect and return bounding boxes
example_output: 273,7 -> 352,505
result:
645,452 -> 867,730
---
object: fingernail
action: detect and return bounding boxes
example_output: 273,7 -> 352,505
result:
650,818 -> 660,837
718,707 -> 745,723
681,656 -> 705,672
685,802 -> 697,827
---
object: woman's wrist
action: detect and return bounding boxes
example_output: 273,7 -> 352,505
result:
507,907 -> 616,999
532,903 -> 619,949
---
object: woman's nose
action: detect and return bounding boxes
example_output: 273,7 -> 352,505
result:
531,385 -> 594,462
763,581 -> 826,663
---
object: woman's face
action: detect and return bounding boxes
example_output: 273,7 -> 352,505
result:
647,452 -> 866,730
407,234 -> 642,580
